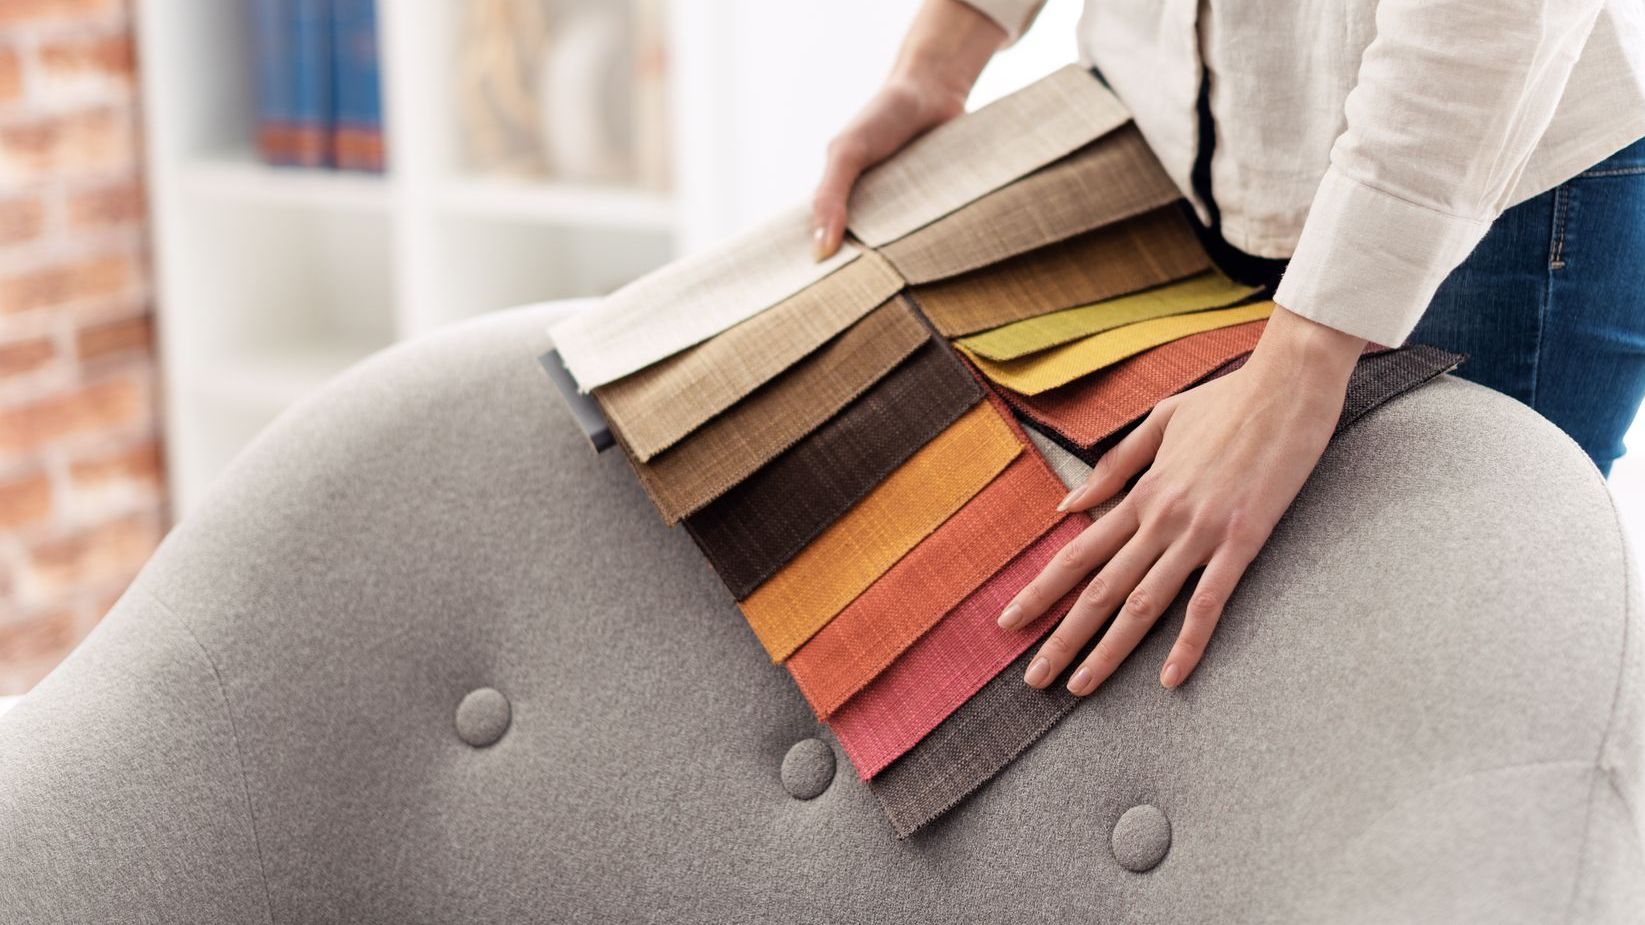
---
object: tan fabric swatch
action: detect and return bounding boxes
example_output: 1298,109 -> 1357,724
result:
910,206 -> 1213,337
627,300 -> 928,523
594,251 -> 905,461
846,65 -> 1129,246
954,270 -> 1261,360
878,124 -> 1181,284
550,205 -> 860,390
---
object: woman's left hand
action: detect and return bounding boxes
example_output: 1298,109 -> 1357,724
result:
996,305 -> 1368,695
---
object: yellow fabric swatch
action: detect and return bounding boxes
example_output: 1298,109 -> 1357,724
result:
740,401 -> 1022,663
955,271 -> 1262,362
960,301 -> 1276,395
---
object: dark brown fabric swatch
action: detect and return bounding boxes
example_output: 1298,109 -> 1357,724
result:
685,336 -> 984,600
870,343 -> 1464,838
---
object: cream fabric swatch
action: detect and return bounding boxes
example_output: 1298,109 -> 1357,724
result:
594,251 -> 904,461
550,205 -> 860,390
960,301 -> 1276,395
879,124 -> 1180,284
954,271 -> 1262,361
846,65 -> 1129,247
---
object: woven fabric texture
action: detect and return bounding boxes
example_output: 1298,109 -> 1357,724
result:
594,251 -> 905,461
550,205 -> 860,389
738,401 -> 1022,662
829,515 -> 1090,780
1337,345 -> 1464,432
628,300 -> 927,523
685,338 -> 983,600
912,206 -> 1213,337
847,65 -> 1128,246
785,450 -> 1067,719
962,301 -> 1276,396
879,124 -> 1181,284
1000,320 -> 1268,449
954,270 -> 1261,360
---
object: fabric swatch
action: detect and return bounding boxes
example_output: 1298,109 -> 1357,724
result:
960,301 -> 1276,396
878,124 -> 1182,284
785,450 -> 1068,719
594,251 -> 905,461
537,349 -> 614,452
685,338 -> 983,600
550,205 -> 860,390
954,270 -> 1262,360
1336,345 -> 1464,432
829,515 -> 1091,780
738,401 -> 1022,663
626,300 -> 928,523
847,65 -> 1128,247
997,319 -> 1269,450
911,207 -> 1213,338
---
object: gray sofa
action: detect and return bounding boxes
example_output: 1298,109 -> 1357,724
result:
1,304 -> 1641,924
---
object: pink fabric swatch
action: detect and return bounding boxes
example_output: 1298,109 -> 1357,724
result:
828,515 -> 1093,780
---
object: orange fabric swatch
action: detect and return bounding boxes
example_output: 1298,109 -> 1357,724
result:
739,401 -> 1022,662
785,450 -> 1069,718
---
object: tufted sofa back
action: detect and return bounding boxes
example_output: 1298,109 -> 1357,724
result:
1,305 -> 1642,923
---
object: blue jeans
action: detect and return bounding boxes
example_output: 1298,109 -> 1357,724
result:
1410,135 -> 1645,476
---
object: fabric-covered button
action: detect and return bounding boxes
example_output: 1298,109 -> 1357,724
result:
455,688 -> 511,748
1112,804 -> 1171,872
781,738 -> 836,800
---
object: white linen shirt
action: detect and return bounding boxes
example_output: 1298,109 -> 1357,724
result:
963,0 -> 1645,346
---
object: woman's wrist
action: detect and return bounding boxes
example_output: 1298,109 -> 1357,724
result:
1247,304 -> 1367,389
889,0 -> 1005,105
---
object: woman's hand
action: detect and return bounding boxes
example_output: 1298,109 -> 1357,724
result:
811,0 -> 1005,260
997,306 -> 1368,694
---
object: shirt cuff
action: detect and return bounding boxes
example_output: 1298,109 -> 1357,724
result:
1272,165 -> 1495,347
957,0 -> 1046,44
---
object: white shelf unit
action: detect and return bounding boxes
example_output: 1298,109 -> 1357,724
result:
135,0 -> 1081,514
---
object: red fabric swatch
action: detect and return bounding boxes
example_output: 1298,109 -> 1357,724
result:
829,515 -> 1092,780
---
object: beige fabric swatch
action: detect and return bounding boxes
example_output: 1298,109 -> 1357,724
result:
626,299 -> 929,523
912,205 -> 1211,337
594,251 -> 905,462
550,205 -> 860,390
846,65 -> 1129,247
879,124 -> 1181,284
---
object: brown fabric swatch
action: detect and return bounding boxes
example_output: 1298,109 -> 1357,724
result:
625,300 -> 928,523
878,124 -> 1182,285
910,206 -> 1212,337
870,344 -> 1464,838
685,337 -> 983,600
594,251 -> 905,461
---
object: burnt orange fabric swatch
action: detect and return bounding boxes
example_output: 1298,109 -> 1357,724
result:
738,401 -> 1022,662
785,449 -> 1069,718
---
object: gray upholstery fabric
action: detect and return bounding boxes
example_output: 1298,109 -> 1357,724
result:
0,304 -> 1640,923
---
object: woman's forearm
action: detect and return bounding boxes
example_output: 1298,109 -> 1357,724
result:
889,0 -> 1006,98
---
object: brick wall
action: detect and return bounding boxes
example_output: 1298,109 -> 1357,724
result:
0,0 -> 164,695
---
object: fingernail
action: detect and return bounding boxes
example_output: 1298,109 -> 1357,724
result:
1068,665 -> 1092,694
1024,656 -> 1051,687
1161,663 -> 1182,688
812,226 -> 827,261
996,603 -> 1021,629
1056,487 -> 1082,512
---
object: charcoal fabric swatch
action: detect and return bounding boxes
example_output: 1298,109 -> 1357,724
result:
879,124 -> 1182,284
1336,345 -> 1464,432
785,450 -> 1068,719
961,301 -> 1276,395
911,207 -> 1213,337
537,349 -> 614,452
625,300 -> 928,523
551,205 -> 860,390
594,251 -> 905,461
847,64 -> 1128,246
738,401 -> 1022,662
829,515 -> 1090,780
954,270 -> 1261,360
685,338 -> 984,600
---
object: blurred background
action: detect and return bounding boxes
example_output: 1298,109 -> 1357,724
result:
1,0 -> 1642,703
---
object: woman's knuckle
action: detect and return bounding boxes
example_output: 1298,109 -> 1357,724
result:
1126,587 -> 1158,619
1186,591 -> 1223,622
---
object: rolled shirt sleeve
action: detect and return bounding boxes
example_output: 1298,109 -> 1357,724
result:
1273,0 -> 1607,346
958,0 -> 1048,44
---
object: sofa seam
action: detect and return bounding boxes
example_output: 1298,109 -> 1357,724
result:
149,591 -> 278,925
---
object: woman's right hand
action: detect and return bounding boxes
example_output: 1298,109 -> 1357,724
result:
810,0 -> 1008,260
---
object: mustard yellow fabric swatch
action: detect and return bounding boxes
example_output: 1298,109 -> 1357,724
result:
955,271 -> 1262,362
740,401 -> 1022,663
961,301 -> 1276,395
